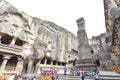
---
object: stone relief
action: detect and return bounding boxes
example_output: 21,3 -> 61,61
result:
0,0 -> 79,75
112,19 -> 120,54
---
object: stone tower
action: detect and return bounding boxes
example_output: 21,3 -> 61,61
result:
76,17 -> 91,59
75,17 -> 97,73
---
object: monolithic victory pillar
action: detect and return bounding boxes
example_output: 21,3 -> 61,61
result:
76,17 -> 91,59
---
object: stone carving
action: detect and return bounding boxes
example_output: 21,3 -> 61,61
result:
0,0 -> 78,75
112,19 -> 120,54
77,17 -> 91,59
104,0 -> 120,67
75,17 -> 97,72
105,60 -> 113,68
33,36 -> 46,59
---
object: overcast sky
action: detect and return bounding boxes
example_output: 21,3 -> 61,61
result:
6,0 -> 106,38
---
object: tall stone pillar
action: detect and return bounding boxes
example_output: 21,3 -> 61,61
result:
15,58 -> 23,74
0,56 -> 10,70
76,17 -> 91,59
75,17 -> 97,73
27,59 -> 33,73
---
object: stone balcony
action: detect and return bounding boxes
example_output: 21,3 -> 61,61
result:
0,43 -> 23,56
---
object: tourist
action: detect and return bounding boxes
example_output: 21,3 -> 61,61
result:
40,67 -> 43,75
94,73 -> 99,80
89,70 -> 93,77
64,66 -> 67,76
93,69 -> 97,75
74,69 -> 80,76
51,67 -> 55,75
79,69 -> 82,77
70,67 -> 74,76
17,75 -> 22,80
8,74 -> 15,80
23,77 -> 27,80
51,76 -> 54,80
81,69 -> 85,80
32,76 -> 36,80
54,69 -> 59,80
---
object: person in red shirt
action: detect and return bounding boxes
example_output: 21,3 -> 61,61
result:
81,69 -> 85,80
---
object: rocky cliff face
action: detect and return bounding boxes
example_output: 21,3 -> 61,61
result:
0,0 -> 78,62
104,0 -> 120,66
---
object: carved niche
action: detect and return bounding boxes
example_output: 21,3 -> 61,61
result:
112,19 -> 120,54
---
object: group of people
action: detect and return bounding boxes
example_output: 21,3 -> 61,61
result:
40,66 -> 99,80
40,67 -> 59,80
64,66 -> 100,80
76,69 -> 85,80
64,66 -> 85,80
7,74 -> 25,80
89,70 -> 99,80
50,67 -> 59,80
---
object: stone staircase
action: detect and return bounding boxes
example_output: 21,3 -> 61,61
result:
99,71 -> 120,80
58,75 -> 94,80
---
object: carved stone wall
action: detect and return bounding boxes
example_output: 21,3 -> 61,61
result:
89,33 -> 112,70
0,0 -> 78,74
104,0 -> 120,66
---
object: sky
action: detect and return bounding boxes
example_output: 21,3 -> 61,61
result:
6,0 -> 106,38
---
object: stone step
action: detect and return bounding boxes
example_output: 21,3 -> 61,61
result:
99,71 -> 120,80
58,75 -> 94,80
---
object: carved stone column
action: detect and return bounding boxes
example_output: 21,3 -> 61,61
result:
10,37 -> 17,45
15,58 -> 23,74
0,56 -> 10,70
44,58 -> 47,65
39,60 -> 41,64
27,59 -> 33,73
51,61 -> 53,65
34,60 -> 41,73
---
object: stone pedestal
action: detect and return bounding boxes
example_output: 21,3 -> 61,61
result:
75,59 -> 97,75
